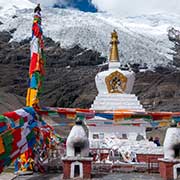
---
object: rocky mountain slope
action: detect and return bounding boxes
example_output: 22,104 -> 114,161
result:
0,31 -> 105,113
0,30 -> 180,113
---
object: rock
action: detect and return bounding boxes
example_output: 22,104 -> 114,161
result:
133,70 -> 180,111
0,31 -> 12,42
9,28 -> 16,34
168,28 -> 180,68
12,15 -> 18,19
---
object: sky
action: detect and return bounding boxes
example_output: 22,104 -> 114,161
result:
31,0 -> 97,12
31,0 -> 180,16
53,0 -> 97,12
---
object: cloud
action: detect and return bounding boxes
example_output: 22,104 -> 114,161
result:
91,0 -> 180,16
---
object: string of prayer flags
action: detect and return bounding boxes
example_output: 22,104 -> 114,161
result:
0,107 -> 57,173
37,107 -> 180,127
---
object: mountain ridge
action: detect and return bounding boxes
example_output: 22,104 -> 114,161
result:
0,3 -> 178,68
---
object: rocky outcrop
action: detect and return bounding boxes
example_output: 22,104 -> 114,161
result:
0,31 -> 180,113
168,27 -> 180,67
133,68 -> 180,111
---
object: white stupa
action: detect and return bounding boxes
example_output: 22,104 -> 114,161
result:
91,30 -> 145,111
87,31 -> 149,149
86,32 -> 164,160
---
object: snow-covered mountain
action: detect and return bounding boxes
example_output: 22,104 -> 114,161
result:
0,0 -> 179,68
0,0 -> 34,17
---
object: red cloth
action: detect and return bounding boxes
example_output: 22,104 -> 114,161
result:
0,122 -> 6,127
25,148 -> 33,159
12,128 -> 21,142
32,22 -> 41,38
11,144 -> 19,154
29,53 -> 45,75
11,129 -> 22,154
3,112 -> 20,121
29,53 -> 40,75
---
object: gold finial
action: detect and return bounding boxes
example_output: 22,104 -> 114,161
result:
109,30 -> 119,62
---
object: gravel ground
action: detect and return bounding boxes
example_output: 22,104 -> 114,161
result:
12,172 -> 163,180
0,173 -> 17,180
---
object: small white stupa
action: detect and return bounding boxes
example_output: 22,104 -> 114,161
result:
62,119 -> 92,179
66,119 -> 89,157
159,121 -> 180,180
91,30 -> 145,111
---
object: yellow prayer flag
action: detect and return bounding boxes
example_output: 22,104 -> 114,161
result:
0,136 -> 5,154
159,121 -> 170,127
26,88 -> 39,107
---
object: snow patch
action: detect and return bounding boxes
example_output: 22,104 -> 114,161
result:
0,0 -> 35,18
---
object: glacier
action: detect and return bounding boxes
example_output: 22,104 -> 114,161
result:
0,0 -> 180,68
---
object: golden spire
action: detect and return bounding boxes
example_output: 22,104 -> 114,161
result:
109,30 -> 119,62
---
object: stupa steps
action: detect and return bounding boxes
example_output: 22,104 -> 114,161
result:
91,103 -> 143,108
94,97 -> 139,102
91,107 -> 144,111
91,104 -> 144,111
94,95 -> 139,102
95,95 -> 138,101
96,94 -> 137,98
92,101 -> 141,106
